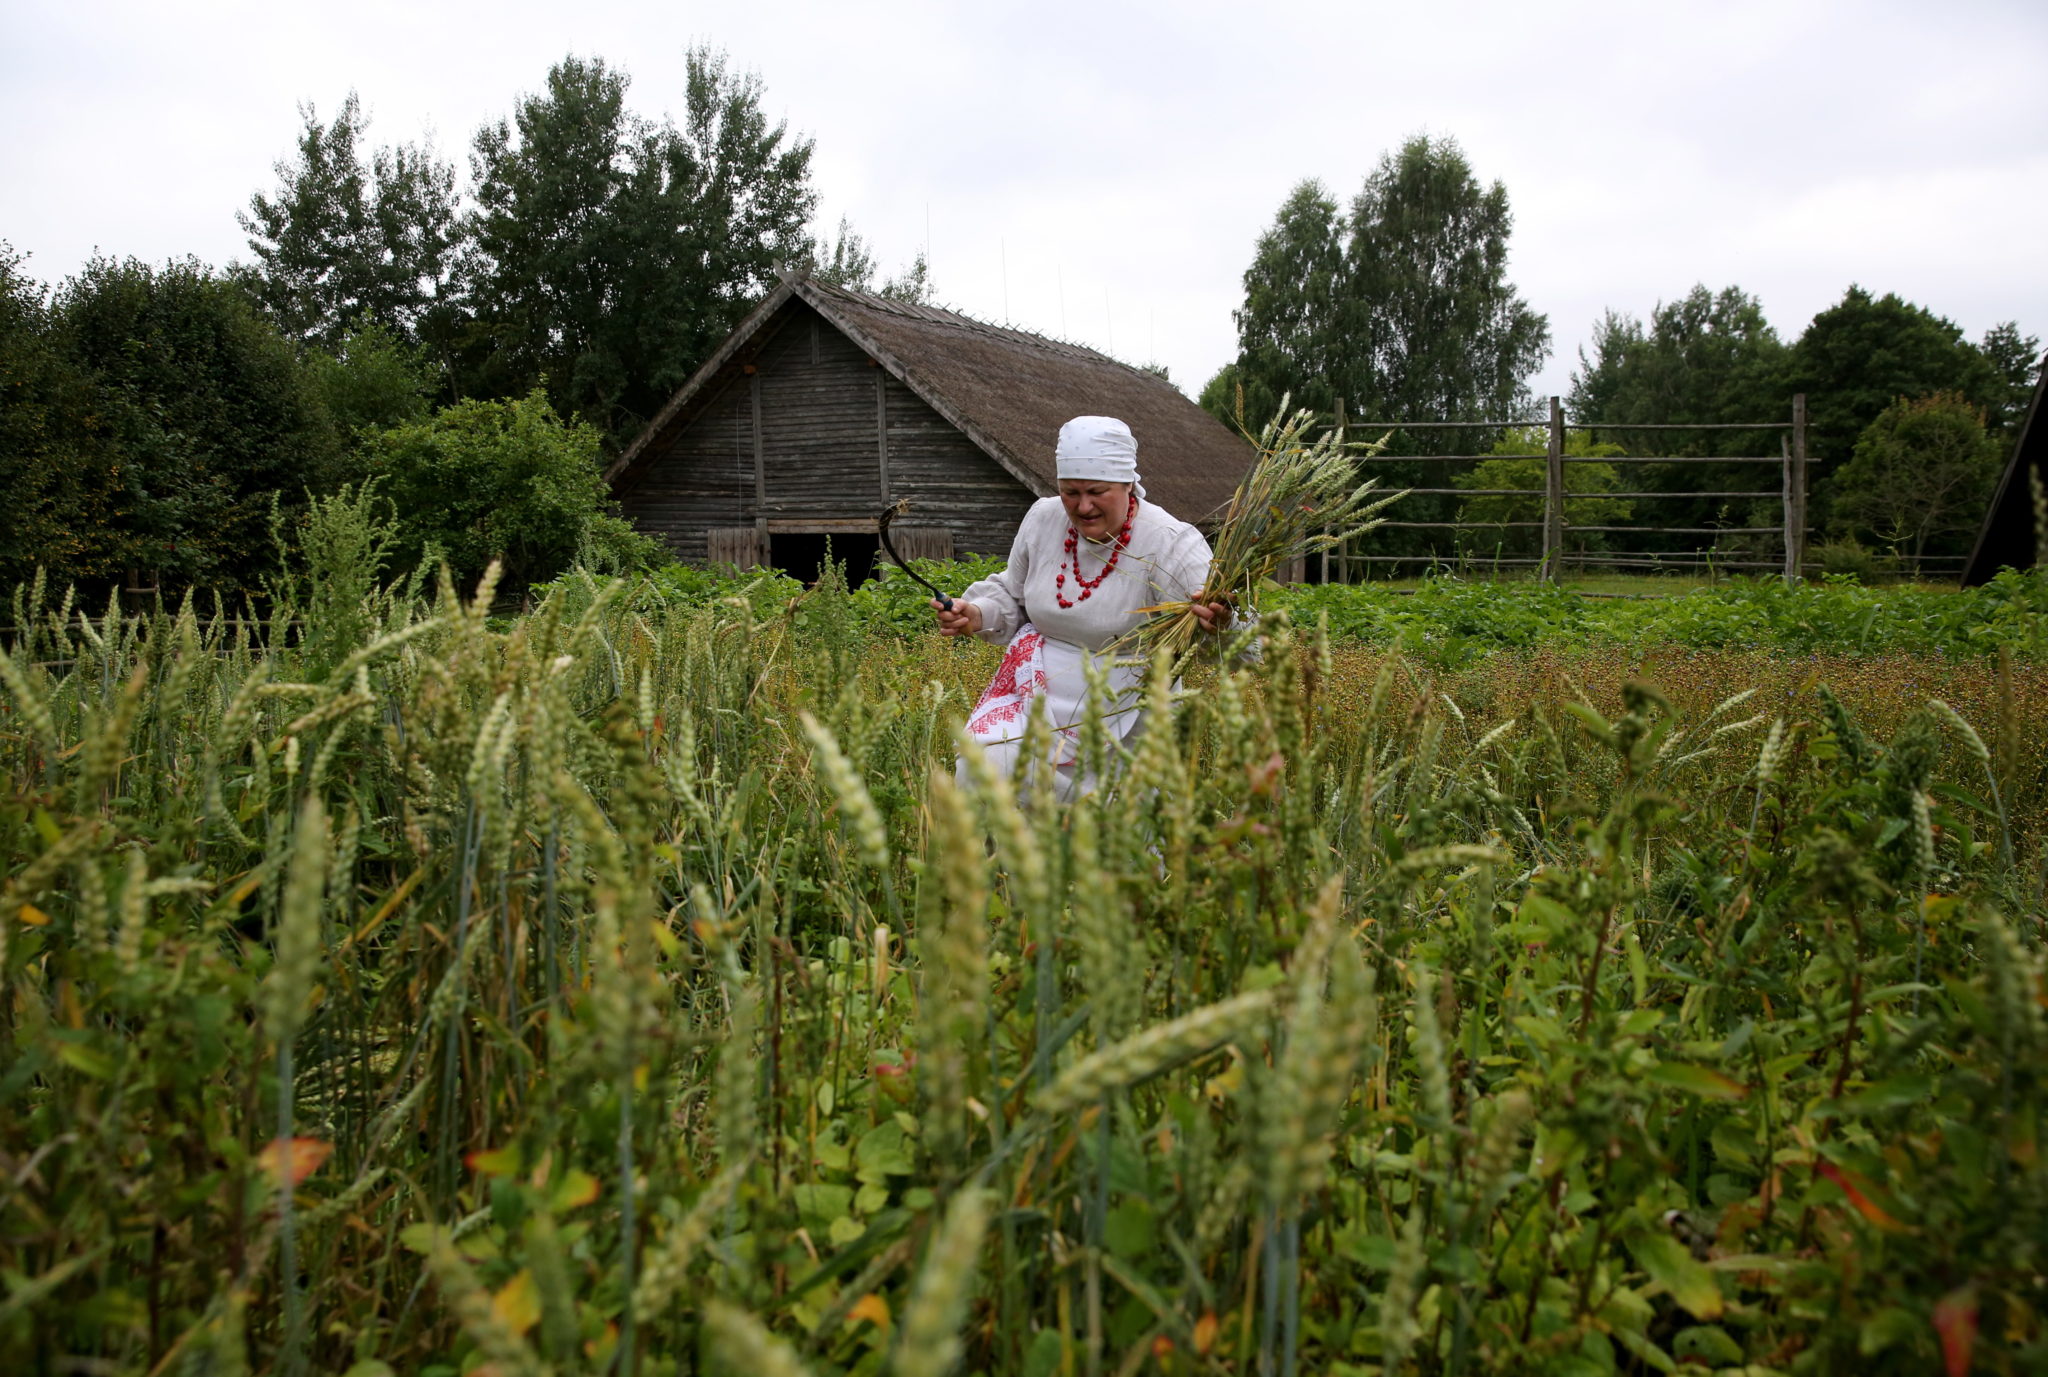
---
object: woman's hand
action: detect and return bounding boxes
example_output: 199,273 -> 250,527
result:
1190,598 -> 1234,634
933,599 -> 982,637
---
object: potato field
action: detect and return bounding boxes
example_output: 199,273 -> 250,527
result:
3,549 -> 2046,1376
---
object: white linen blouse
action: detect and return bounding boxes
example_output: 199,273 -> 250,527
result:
960,495 -> 1216,653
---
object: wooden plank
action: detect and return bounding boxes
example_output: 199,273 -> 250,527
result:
883,526 -> 955,562
766,518 -> 879,535
876,369 -> 891,499
707,527 -> 764,569
751,372 -> 766,506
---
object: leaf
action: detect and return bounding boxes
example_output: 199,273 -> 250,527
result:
1645,1062 -> 1748,1100
1103,1199 -> 1156,1259
1628,1232 -> 1723,1320
492,1268 -> 540,1336
17,903 -> 49,927
1933,1286 -> 1977,1377
1814,1161 -> 1908,1233
844,1292 -> 891,1332
55,1041 -> 115,1081
259,1137 -> 332,1187
1673,1325 -> 1744,1365
551,1168 -> 599,1211
467,1145 -> 522,1177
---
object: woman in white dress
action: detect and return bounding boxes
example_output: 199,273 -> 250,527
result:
931,415 -> 1239,800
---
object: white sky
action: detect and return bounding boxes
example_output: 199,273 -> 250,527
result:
5,0 -> 2045,409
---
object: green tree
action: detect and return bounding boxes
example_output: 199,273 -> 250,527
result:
1455,428 -> 1632,558
1785,287 -> 1998,470
1566,286 -> 1788,443
0,247 -> 130,586
55,256 -> 342,589
1340,136 -> 1551,422
808,217 -> 936,304
465,49 -> 817,447
1220,140 -> 1549,428
1978,320 -> 2043,442
238,94 -> 461,360
304,323 -> 433,444
1228,180 -> 1345,425
362,391 -> 660,589
1829,392 -> 2004,572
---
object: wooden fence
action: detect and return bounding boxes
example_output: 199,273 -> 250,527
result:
1318,394 -> 1829,582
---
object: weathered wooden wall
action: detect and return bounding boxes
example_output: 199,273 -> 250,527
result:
617,301 -> 1038,569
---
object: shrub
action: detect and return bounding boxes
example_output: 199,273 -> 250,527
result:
363,390 -> 661,590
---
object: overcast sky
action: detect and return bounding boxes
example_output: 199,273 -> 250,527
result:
6,0 -> 2045,411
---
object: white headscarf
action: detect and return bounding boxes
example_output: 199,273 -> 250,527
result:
1055,416 -> 1146,499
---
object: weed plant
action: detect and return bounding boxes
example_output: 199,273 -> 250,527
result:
2,543 -> 2045,1375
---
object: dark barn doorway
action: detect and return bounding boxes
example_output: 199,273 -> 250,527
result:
769,531 -> 880,586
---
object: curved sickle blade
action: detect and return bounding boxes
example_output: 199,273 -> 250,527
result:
877,500 -> 952,610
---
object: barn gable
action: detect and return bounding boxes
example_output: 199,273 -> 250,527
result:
607,271 -> 1257,574
1963,350 -> 2048,585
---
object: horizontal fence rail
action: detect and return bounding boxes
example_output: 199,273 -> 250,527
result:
1317,394 -> 1814,584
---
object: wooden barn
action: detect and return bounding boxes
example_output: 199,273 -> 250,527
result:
605,270 -> 1258,583
1963,350 -> 2048,585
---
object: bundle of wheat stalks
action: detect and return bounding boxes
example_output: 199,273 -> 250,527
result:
1136,399 -> 1403,664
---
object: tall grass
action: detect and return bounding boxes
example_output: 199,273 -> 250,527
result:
2,551 -> 2045,1375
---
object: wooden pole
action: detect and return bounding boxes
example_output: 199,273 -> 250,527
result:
1544,396 -> 1565,583
1326,397 -> 1344,584
1789,393 -> 1809,582
1780,434 -> 1795,580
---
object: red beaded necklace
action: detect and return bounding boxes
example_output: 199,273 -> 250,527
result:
1054,493 -> 1138,609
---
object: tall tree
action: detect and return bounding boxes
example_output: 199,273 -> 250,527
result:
1566,285 -> 1788,441
465,48 -> 817,447
1221,140 -> 1548,428
1230,180 -> 1345,424
1978,320 -> 2044,442
1217,137 -> 1548,570
238,95 -> 461,359
1785,286 -> 1998,470
1339,136 -> 1551,423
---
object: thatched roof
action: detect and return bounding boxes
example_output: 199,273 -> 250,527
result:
1963,349 -> 2048,585
608,270 -> 1257,523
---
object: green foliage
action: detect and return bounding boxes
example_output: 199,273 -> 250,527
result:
0,247 -> 129,586
236,92 -> 461,356
362,391 -> 661,589
1832,392 -> 2006,568
1223,139 -> 1550,430
1274,568 -> 2048,665
1454,427 -> 1632,557
1,565 -> 2044,1374
1786,286 -> 2001,475
1566,286 -> 1788,446
465,48 -> 817,446
304,323 -> 434,442
54,255 -> 344,589
1978,320 -> 2045,441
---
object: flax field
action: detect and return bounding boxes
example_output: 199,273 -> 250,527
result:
4,529 -> 2048,1375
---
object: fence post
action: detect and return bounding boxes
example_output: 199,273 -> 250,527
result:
1543,395 -> 1565,583
1327,397 -> 1345,584
1788,393 -> 1808,582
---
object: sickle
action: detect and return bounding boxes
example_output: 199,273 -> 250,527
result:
877,500 -> 952,610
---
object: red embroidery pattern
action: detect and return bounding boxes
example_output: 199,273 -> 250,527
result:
968,630 -> 1048,734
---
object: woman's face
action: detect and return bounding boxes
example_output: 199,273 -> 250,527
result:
1059,480 -> 1133,542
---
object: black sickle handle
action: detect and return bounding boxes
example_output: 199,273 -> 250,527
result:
877,502 -> 953,610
